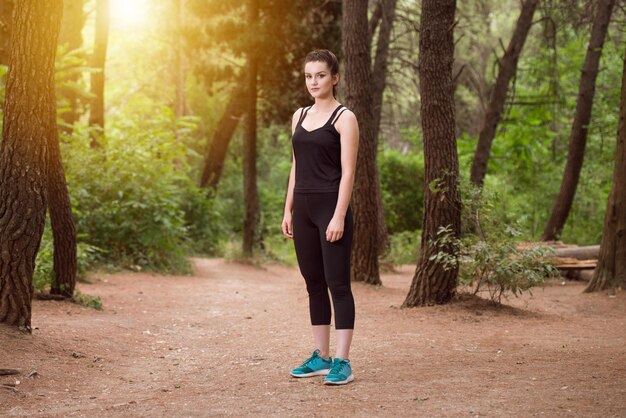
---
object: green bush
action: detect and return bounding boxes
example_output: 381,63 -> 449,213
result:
429,184 -> 558,304
62,109 -> 196,274
382,230 -> 421,267
378,148 -> 424,234
180,186 -> 227,255
33,220 -> 101,293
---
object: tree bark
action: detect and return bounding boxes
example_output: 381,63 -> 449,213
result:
58,0 -> 86,133
371,0 -> 397,146
371,0 -> 397,256
342,0 -> 381,285
469,0 -> 539,187
174,0 -> 186,119
0,0 -> 63,330
242,0 -> 260,257
88,0 -> 110,147
48,128 -> 77,298
403,0 -> 461,307
199,82 -> 245,191
585,47 -> 626,292
541,0 -> 615,241
0,0 -> 13,65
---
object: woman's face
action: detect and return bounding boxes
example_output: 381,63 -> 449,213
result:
304,61 -> 338,99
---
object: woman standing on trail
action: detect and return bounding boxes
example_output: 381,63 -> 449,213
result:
281,49 -> 359,385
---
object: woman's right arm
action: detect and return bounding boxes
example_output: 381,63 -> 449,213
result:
281,109 -> 301,239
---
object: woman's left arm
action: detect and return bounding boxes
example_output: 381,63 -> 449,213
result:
326,110 -> 359,242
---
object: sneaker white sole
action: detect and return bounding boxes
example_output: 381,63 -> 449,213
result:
323,373 -> 354,385
290,369 -> 331,378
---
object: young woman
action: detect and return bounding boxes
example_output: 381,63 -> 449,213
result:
281,49 -> 359,385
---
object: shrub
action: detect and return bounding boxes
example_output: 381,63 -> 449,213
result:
378,148 -> 424,234
33,220 -> 102,293
63,110 -> 195,274
382,230 -> 421,267
429,184 -> 559,304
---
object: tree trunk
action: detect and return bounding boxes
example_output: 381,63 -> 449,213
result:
371,0 -> 397,145
469,0 -> 539,187
403,0 -> 460,307
88,0 -> 110,147
0,0 -> 13,65
0,0 -> 63,330
541,0 -> 615,241
342,0 -> 381,285
585,47 -> 626,292
58,0 -> 86,133
174,0 -> 186,119
371,0 -> 397,257
242,0 -> 260,257
48,129 -> 77,298
199,82 -> 245,191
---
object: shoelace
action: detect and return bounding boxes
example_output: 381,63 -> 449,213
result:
328,360 -> 347,376
299,353 -> 319,368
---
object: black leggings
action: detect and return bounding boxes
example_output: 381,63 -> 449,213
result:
293,192 -> 355,330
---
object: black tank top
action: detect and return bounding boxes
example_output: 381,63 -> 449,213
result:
291,104 -> 348,193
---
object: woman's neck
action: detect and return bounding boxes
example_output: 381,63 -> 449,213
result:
313,96 -> 339,112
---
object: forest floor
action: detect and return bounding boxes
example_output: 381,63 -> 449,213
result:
1,258 -> 625,417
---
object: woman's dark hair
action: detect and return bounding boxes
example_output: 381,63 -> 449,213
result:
304,49 -> 340,98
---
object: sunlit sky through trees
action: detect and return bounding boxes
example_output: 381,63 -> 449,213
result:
110,0 -> 151,29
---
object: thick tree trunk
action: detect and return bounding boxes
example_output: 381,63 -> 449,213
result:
469,0 -> 539,187
242,0 -> 259,257
541,0 -> 615,241
371,0 -> 397,256
0,0 -> 63,330
59,0 -> 86,133
199,83 -> 245,191
585,48 -> 626,292
48,129 -> 77,298
342,0 -> 381,285
88,0 -> 110,147
403,0 -> 460,307
0,0 -> 13,65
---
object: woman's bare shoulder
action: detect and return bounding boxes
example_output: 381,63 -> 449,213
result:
335,108 -> 357,131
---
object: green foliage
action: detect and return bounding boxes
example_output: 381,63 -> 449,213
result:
382,230 -> 421,267
186,0 -> 341,122
455,19 -> 621,244
180,187 -> 227,254
378,148 -> 424,234
63,109 -> 199,274
72,290 -> 103,311
430,184 -> 559,304
33,220 -> 101,293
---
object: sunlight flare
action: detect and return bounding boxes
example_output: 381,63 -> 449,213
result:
110,0 -> 150,28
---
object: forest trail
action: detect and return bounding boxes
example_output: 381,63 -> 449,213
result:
1,258 -> 625,417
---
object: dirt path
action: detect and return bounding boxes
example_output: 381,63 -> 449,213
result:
1,258 -> 625,417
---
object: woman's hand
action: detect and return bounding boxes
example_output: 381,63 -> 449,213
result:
281,212 -> 293,239
326,215 -> 345,242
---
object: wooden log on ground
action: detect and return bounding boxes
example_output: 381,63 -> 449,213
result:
553,257 -> 597,269
554,245 -> 600,260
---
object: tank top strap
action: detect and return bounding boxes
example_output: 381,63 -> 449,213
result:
326,105 -> 344,126
331,107 -> 348,125
296,106 -> 312,127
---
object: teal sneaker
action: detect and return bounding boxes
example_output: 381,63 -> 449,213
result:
290,349 -> 332,378
323,358 -> 354,385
